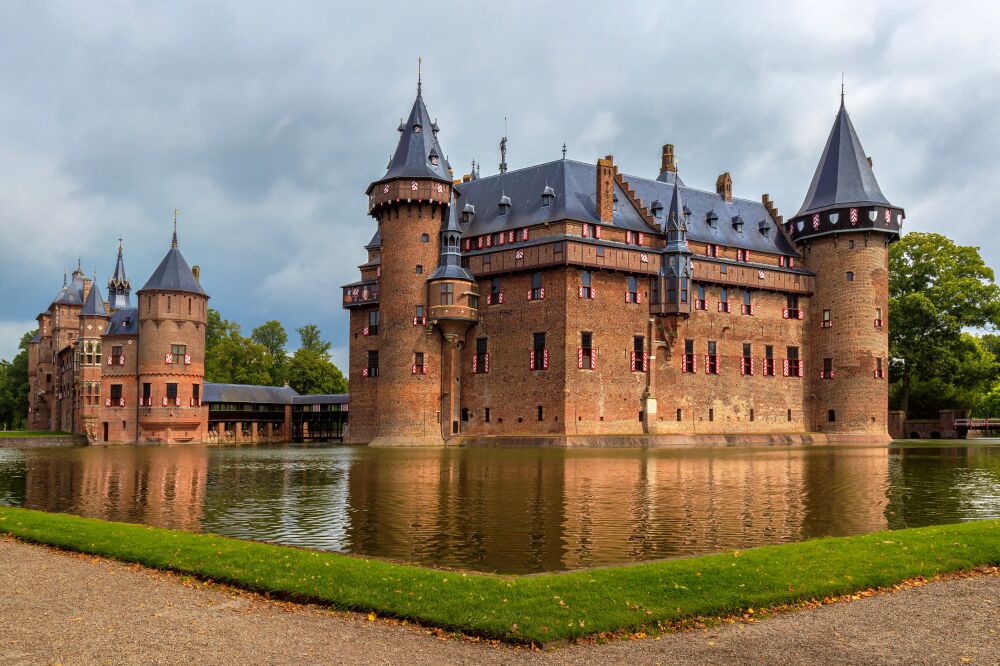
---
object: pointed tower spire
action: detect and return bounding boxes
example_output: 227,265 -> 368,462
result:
172,208 -> 179,248
429,192 -> 474,281
63,268 -> 68,287
107,238 -> 133,311
80,271 -> 107,317
417,57 -> 422,96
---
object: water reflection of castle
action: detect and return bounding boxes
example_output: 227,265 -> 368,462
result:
18,447 -> 893,572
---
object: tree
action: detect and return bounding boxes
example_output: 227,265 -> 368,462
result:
287,324 -> 347,395
251,320 -> 288,386
889,233 -> 1000,415
0,330 -> 35,430
211,335 -> 274,386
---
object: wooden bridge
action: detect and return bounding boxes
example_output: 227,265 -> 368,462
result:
954,418 -> 1000,438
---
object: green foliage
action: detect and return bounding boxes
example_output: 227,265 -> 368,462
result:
889,233 -> 1000,415
287,324 -> 346,394
0,330 -> 35,430
205,310 -> 345,393
3,506 -> 1000,645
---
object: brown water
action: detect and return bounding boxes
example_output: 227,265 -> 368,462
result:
1,442 -> 999,574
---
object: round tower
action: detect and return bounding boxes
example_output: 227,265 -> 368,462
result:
360,78 -> 453,446
787,96 -> 903,441
135,219 -> 209,443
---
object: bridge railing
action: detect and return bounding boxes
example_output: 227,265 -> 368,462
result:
954,418 -> 1000,429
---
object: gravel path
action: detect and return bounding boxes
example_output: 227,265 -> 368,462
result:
2,536 -> 999,665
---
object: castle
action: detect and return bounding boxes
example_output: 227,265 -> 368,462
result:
26,228 -> 211,443
343,81 -> 902,446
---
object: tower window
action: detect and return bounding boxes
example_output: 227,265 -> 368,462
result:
580,270 -> 593,298
596,246 -> 605,257
440,283 -> 454,305
764,345 -> 775,376
475,337 -> 488,373
366,350 -> 379,377
847,271 -> 855,282
823,357 -> 834,379
828,409 -> 837,423
530,272 -> 544,300
166,383 -> 178,400
414,352 -> 425,374
706,340 -> 719,374
537,405 -> 544,421
172,344 -> 187,363
650,276 -> 660,304
822,309 -> 832,328
415,265 -> 423,274
421,233 -> 429,243
626,276 -> 639,303
580,331 -> 593,369
532,333 -> 546,370
683,339 -> 695,373
719,288 -> 729,312
368,310 -> 380,335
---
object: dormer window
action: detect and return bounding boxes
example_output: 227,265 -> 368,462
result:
541,185 -> 555,208
732,215 -> 744,233
499,194 -> 511,216
462,203 -> 475,224
706,211 -> 718,229
613,193 -> 619,212
429,148 -> 439,166
413,124 -> 422,133
651,199 -> 663,219
758,220 -> 770,237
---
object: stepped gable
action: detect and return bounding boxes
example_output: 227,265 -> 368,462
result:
795,98 -> 893,217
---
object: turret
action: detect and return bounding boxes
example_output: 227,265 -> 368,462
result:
354,75 -> 453,445
652,177 -> 693,316
78,272 -> 108,441
135,217 -> 209,443
107,239 -> 132,311
790,95 -> 901,440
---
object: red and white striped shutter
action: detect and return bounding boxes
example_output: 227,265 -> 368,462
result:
797,362 -> 804,378
540,287 -> 545,299
162,396 -> 168,406
543,348 -> 549,369
578,347 -> 583,369
185,354 -> 191,365
498,233 -> 504,245
625,290 -> 629,303
478,237 -> 484,249
363,327 -> 369,336
595,225 -> 602,239
637,291 -> 642,304
165,353 -> 173,364
412,364 -> 417,374
465,239 -> 471,251
422,365 -> 428,375
499,292 -> 504,304
782,308 -> 789,319
717,356 -> 721,373
486,234 -> 492,247
592,348 -> 597,369
750,304 -> 755,316
522,228 -> 529,241
746,251 -> 750,262
740,357 -> 746,376
638,233 -> 644,245
705,355 -> 710,374
579,286 -> 584,298
509,230 -> 514,243
530,349 -> 535,370
175,397 -> 181,407
472,354 -> 478,373
527,288 -> 532,301
105,398 -> 111,407
682,355 -> 687,372
362,368 -> 368,377
715,246 -> 720,257
582,224 -> 589,238
643,352 -> 649,373
485,353 -> 490,373
789,258 -> 795,268
121,398 -> 126,407
591,287 -> 596,299
107,356 -> 112,366
750,358 -> 755,375
486,293 -> 492,305
783,359 -> 790,377
693,353 -> 698,373
630,351 -> 636,372
797,310 -> 804,320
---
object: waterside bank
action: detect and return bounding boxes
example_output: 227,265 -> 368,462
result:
1,507 -> 998,645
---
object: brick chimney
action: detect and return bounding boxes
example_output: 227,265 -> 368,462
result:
660,144 -> 677,173
716,172 -> 733,203
596,155 -> 615,223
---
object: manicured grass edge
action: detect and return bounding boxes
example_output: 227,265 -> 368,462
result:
1,507 -> 998,645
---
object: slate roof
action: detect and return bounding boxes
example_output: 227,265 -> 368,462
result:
794,100 -> 893,217
104,307 -> 139,336
140,246 -> 208,296
80,281 -> 107,317
293,393 -> 349,405
29,330 -> 41,343
370,87 -> 451,190
458,159 -> 798,256
107,241 -> 132,311
54,271 -> 86,306
365,229 -> 381,249
429,193 -> 474,281
203,382 -> 299,404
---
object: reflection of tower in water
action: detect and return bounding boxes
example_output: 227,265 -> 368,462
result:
23,447 -> 209,530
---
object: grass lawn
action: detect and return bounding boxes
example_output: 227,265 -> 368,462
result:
0,431 -> 72,438
1,506 -> 998,645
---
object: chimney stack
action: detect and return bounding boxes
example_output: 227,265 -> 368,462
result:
596,155 -> 616,223
192,265 -> 201,281
716,172 -> 733,203
866,156 -> 873,168
660,144 -> 677,173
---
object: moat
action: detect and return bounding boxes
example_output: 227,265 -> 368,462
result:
2,442 -> 999,574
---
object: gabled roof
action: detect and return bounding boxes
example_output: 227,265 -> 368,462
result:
80,280 -> 107,317
458,159 -> 799,256
140,246 -> 207,296
104,307 -> 138,336
202,382 -> 299,404
370,87 -> 451,189
54,271 -> 86,306
795,99 -> 893,217
293,393 -> 348,405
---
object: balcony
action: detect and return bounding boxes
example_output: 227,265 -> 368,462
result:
342,281 -> 379,308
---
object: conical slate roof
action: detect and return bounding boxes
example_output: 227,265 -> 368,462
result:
55,270 -> 86,305
375,85 -> 451,186
107,240 -> 132,310
795,99 -> 893,217
80,279 -> 107,317
140,237 -> 207,296
429,193 -> 474,281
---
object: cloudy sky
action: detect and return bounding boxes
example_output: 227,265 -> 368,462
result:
1,1 -> 998,368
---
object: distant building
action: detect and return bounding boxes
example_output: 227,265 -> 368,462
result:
343,82 -> 902,445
